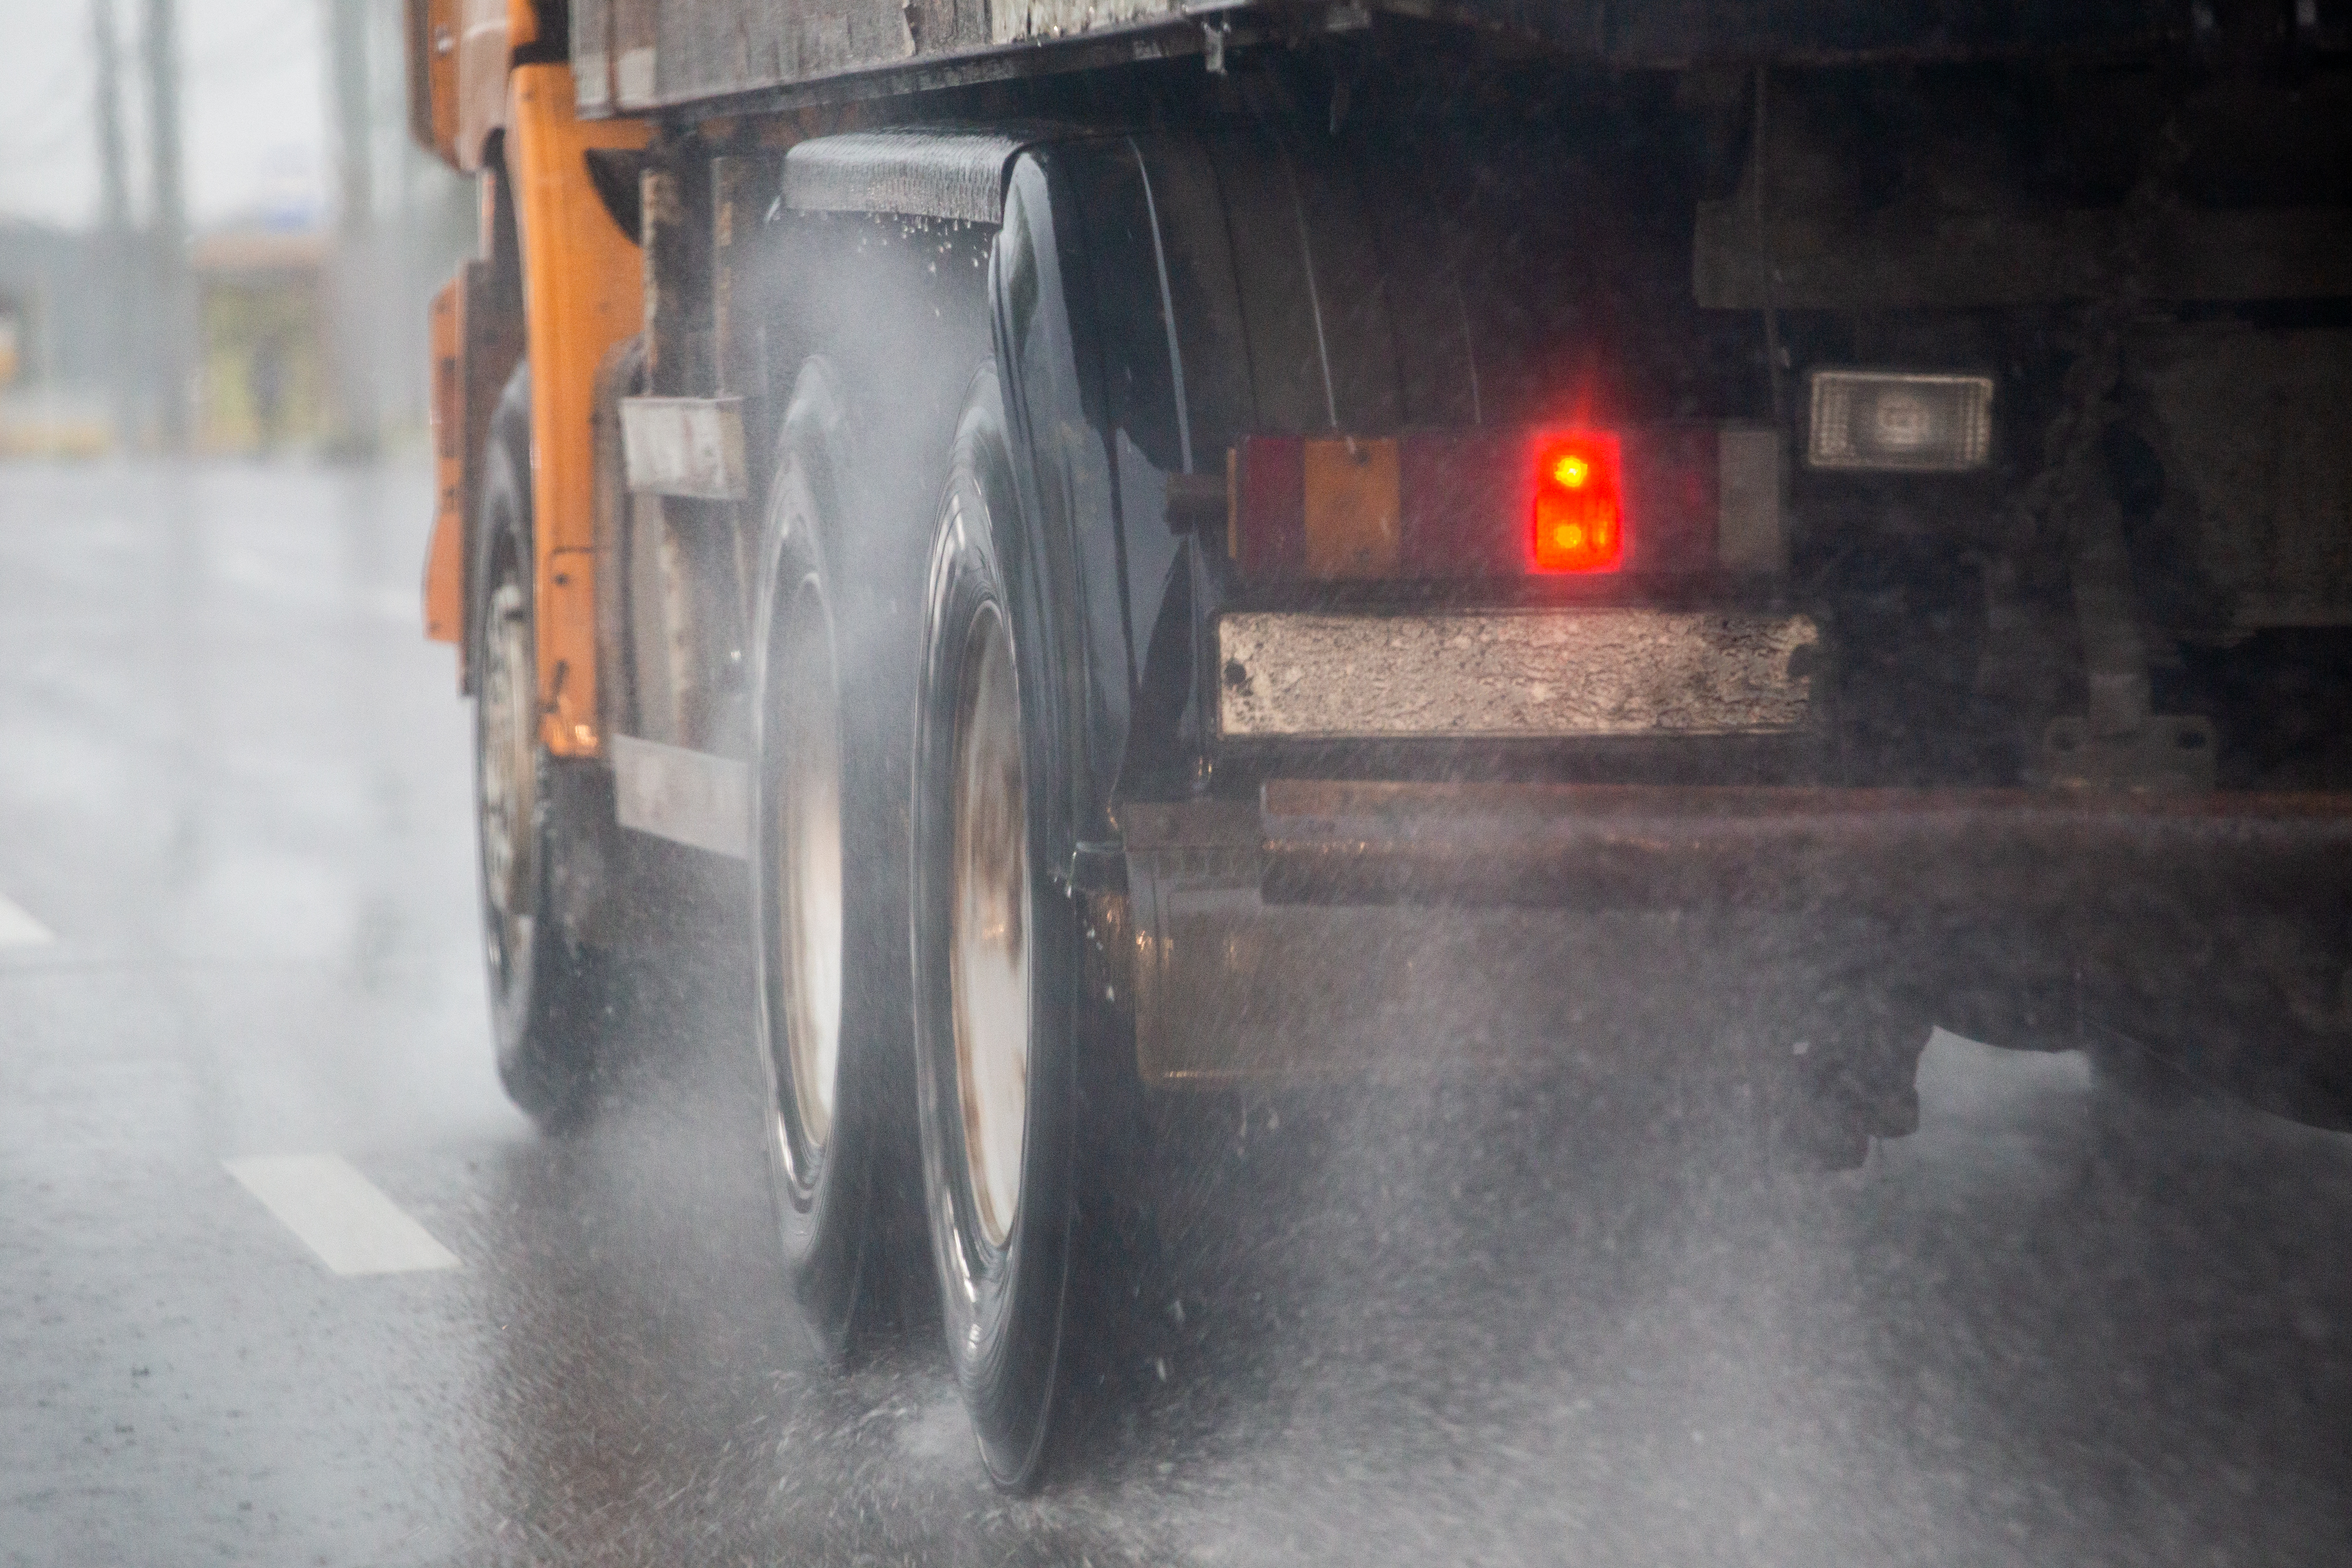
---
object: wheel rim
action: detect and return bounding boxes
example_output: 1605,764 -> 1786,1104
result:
775,578 -> 844,1163
479,578 -> 536,980
949,602 -> 1030,1252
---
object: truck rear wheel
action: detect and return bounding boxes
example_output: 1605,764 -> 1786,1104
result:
474,371 -> 619,1131
749,364 -> 917,1358
912,370 -> 1083,1490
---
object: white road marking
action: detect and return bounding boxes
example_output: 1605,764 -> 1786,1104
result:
0,891 -> 53,948
224,1155 -> 461,1277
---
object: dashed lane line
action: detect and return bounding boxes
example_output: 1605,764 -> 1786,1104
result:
224,1155 -> 461,1277
0,891 -> 53,948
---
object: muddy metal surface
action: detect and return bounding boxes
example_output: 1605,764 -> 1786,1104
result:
2,459 -> 2349,1567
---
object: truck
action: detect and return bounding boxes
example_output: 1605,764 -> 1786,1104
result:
404,0 -> 2352,1488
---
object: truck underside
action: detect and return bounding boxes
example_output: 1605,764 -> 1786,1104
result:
409,0 -> 2352,1488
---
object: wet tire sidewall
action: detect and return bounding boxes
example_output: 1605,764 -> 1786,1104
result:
471,370 -> 603,1131
911,368 -> 1078,1490
749,361 -> 916,1356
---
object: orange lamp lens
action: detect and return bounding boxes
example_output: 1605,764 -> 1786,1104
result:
1531,433 -> 1623,573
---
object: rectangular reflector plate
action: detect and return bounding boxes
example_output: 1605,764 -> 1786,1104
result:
1302,437 -> 1402,578
1216,610 -> 1820,740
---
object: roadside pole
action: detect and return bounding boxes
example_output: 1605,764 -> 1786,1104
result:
141,0 -> 189,452
328,0 -> 380,459
92,0 -> 134,450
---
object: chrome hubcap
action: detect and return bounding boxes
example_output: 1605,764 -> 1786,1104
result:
949,603 -> 1030,1251
775,579 -> 844,1160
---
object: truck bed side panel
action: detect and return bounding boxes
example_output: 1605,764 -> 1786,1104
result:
575,0 -> 2183,115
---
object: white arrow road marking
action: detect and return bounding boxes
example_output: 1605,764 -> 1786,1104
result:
224,1155 -> 461,1277
0,891 -> 53,948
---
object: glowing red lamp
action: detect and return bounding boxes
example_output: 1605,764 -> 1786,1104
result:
1530,432 -> 1624,574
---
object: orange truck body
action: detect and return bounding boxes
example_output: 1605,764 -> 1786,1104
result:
413,0 -> 644,757
506,65 -> 646,756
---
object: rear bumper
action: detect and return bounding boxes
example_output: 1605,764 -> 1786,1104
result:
1252,781 -> 2352,911
1120,782 -> 2352,1111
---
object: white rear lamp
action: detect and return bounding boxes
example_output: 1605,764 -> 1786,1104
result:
1806,370 -> 1993,473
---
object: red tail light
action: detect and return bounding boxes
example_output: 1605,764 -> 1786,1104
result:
1529,432 -> 1623,574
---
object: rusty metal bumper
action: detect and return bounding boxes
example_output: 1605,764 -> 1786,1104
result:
1120,782 -> 2352,1114
1250,781 -> 2352,911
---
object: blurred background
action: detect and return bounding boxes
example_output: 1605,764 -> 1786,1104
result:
0,0 -> 474,461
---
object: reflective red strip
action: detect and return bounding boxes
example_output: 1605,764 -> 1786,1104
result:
1232,435 -> 1305,578
1617,426 -> 1718,575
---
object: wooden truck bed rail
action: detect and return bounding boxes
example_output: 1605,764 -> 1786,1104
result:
565,0 -> 2202,119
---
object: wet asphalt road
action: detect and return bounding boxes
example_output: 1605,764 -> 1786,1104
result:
3,459 -> 2350,1568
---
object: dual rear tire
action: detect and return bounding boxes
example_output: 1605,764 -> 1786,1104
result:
750,362 -> 1083,1488
471,339 -> 1086,1477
